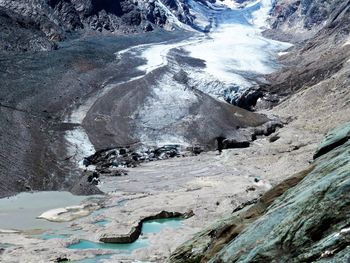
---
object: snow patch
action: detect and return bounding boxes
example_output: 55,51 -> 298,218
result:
155,0 -> 193,31
137,43 -> 180,73
216,0 -> 239,9
136,38 -> 202,74
38,205 -> 93,222
278,51 -> 289,56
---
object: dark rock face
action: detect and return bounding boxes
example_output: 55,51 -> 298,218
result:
169,123 -> 350,263
0,7 -> 59,52
0,0 -> 194,52
90,0 -> 123,16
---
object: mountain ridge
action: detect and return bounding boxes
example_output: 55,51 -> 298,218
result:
0,0 -> 196,52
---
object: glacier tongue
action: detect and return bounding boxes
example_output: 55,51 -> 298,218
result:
104,0 -> 292,149
182,0 -> 292,102
74,0 -> 292,155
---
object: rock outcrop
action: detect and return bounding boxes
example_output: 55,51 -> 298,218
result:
267,0 -> 346,42
313,122 -> 350,160
169,122 -> 350,262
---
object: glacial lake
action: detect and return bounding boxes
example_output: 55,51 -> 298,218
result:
0,191 -> 90,231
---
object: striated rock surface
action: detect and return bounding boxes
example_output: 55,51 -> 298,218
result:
169,123 -> 350,262
313,122 -> 350,160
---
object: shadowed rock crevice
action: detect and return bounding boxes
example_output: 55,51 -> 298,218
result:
90,0 -> 123,16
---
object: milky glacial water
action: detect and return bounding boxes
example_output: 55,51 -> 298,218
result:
142,217 -> 183,234
0,192 -> 87,231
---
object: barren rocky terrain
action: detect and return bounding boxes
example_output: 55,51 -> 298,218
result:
0,0 -> 349,262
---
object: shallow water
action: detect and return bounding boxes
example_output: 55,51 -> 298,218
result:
0,191 -> 88,230
68,218 -> 183,252
142,217 -> 183,234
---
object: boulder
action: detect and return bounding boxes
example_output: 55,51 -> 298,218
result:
313,122 -> 350,159
70,175 -> 104,196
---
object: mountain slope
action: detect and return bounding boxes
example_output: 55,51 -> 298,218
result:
266,0 -> 346,42
0,0 -> 194,51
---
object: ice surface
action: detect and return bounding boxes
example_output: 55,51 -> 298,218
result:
134,73 -> 198,147
184,0 -> 292,97
186,4 -> 290,81
188,0 -> 214,31
251,0 -> 273,28
65,126 -> 95,168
